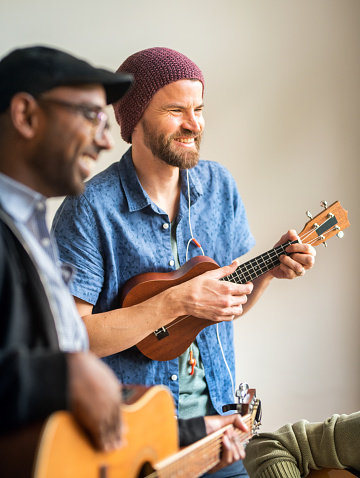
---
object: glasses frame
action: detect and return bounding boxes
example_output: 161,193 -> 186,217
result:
36,97 -> 109,141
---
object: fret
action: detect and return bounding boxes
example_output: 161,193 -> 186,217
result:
155,416 -> 255,478
223,240 -> 297,284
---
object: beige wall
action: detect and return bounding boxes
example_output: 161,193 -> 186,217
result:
1,0 -> 359,431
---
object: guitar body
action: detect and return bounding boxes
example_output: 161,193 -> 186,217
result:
120,255 -> 220,361
0,385 -> 178,478
308,469 -> 357,477
0,384 -> 261,478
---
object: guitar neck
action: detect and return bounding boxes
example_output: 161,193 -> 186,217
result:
223,240 -> 298,284
153,415 -> 253,478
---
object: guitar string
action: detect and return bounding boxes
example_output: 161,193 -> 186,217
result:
146,416 -> 254,478
160,428 -> 253,476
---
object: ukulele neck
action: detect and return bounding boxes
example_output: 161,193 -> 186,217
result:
222,240 -> 298,284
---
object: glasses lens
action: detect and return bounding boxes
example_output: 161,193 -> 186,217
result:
94,112 -> 108,141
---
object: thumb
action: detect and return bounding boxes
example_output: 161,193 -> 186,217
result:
205,260 -> 238,280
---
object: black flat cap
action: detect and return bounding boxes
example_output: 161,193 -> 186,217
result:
0,45 -> 133,112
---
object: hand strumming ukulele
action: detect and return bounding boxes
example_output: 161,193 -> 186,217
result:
119,200 -> 350,361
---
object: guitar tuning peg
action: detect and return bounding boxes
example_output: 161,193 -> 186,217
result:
337,231 -> 344,239
236,382 -> 249,402
320,200 -> 328,209
322,241 -> 328,248
306,210 -> 313,219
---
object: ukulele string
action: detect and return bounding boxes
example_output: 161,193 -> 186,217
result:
163,226 -> 333,331
298,220 -> 338,245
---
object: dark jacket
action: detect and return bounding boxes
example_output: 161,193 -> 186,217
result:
0,209 -> 68,433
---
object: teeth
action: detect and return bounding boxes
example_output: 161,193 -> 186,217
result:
79,155 -> 95,172
176,138 -> 194,143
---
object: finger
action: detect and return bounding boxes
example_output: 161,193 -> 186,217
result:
205,260 -> 238,281
284,242 -> 316,272
273,229 -> 298,248
232,414 -> 249,433
217,280 -> 253,297
278,261 -> 304,279
279,254 -> 312,274
221,433 -> 234,465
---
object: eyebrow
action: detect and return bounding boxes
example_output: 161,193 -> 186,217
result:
166,102 -> 205,109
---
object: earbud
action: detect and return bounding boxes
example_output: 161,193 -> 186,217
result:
186,170 -> 205,260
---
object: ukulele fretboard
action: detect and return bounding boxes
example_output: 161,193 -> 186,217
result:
223,240 -> 298,284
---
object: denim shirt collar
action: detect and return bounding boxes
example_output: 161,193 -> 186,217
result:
118,147 -> 204,216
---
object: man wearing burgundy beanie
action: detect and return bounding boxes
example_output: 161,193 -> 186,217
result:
53,47 -> 316,477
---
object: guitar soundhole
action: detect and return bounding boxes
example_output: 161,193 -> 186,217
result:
99,465 -> 108,478
138,462 -> 155,478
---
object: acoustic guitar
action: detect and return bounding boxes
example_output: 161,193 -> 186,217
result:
119,200 -> 350,361
308,469 -> 357,477
0,384 -> 261,478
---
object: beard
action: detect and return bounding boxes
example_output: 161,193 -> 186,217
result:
141,118 -> 202,170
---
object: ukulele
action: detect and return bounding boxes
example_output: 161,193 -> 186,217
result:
119,200 -> 350,361
0,384 -> 261,478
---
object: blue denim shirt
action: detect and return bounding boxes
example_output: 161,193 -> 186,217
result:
52,148 -> 255,415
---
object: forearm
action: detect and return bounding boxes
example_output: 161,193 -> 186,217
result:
81,287 -> 185,357
243,413 -> 360,478
81,261 -> 250,357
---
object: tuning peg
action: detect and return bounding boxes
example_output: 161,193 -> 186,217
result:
306,210 -> 313,219
236,382 -> 249,401
334,225 -> 345,239
320,200 -> 328,209
322,242 -> 328,248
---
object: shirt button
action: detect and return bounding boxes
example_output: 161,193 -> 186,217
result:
162,223 -> 169,230
36,201 -> 45,211
41,237 -> 51,248
169,260 -> 175,267
171,374 -> 178,381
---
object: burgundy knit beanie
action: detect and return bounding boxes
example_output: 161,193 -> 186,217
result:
113,47 -> 205,143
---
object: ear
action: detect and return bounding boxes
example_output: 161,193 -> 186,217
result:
9,93 -> 40,140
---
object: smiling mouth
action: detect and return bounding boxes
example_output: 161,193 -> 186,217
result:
175,137 -> 195,144
79,154 -> 96,175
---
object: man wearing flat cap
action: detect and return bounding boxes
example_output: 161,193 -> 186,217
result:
0,45 -> 251,476
53,47 -> 316,477
0,45 -> 132,455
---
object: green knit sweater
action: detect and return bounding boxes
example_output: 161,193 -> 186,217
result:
243,412 -> 360,478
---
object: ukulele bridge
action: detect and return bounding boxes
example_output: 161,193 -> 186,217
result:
154,326 -> 169,340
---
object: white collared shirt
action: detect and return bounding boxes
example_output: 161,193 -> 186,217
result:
0,172 -> 88,352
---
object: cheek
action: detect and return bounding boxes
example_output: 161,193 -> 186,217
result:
198,115 -> 205,130
62,128 -> 91,157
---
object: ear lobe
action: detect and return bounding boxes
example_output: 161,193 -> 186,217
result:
10,93 -> 40,139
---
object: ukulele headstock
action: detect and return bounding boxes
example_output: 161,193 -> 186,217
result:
299,200 -> 350,248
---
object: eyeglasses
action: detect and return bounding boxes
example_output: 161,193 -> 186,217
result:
36,97 -> 109,141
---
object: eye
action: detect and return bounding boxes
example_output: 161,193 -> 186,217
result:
82,109 -> 99,125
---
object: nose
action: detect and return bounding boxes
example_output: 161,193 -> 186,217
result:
94,129 -> 114,150
182,111 -> 203,133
